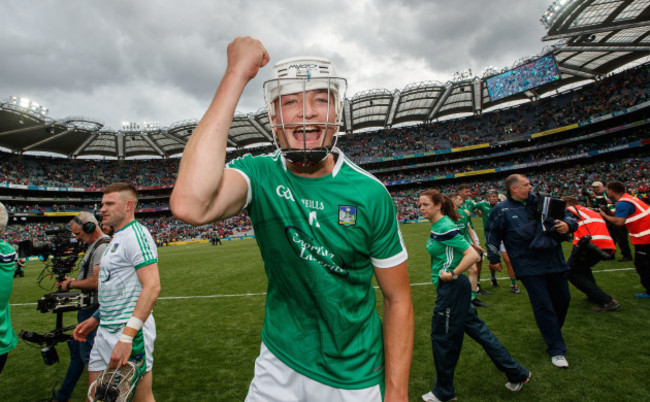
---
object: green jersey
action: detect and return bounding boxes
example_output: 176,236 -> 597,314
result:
473,200 -> 493,231
461,199 -> 476,228
425,216 -> 471,288
226,149 -> 407,389
455,208 -> 472,243
0,240 -> 17,355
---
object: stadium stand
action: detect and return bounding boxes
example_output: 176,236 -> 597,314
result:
1,71 -> 647,244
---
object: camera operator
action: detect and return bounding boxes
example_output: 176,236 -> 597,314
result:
486,174 -> 577,368
600,181 -> 650,299
0,202 -> 17,375
562,197 -> 620,312
587,181 -> 611,206
14,258 -> 25,278
51,212 -> 110,402
590,181 -> 633,262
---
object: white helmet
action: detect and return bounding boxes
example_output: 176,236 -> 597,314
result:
263,56 -> 347,166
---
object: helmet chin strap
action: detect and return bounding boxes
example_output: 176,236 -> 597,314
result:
276,122 -> 338,167
282,147 -> 331,167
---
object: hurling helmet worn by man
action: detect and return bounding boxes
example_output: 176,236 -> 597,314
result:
263,56 -> 347,166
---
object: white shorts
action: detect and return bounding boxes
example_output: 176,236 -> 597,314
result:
88,315 -> 156,373
472,232 -> 485,261
245,342 -> 382,402
472,230 -> 480,246
499,241 -> 507,253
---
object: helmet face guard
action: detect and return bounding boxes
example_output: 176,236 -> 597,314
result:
263,57 -> 347,166
89,360 -> 142,402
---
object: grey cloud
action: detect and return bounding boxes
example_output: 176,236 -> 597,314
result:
0,0 -> 558,128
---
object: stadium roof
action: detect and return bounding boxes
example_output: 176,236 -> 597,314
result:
1,0 -> 649,159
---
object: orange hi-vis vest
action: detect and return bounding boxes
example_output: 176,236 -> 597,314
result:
619,193 -> 650,245
568,205 -> 615,249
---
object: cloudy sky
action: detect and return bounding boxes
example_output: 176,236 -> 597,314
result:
1,0 -> 556,130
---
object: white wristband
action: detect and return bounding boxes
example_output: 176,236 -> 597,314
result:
126,316 -> 144,332
119,333 -> 133,343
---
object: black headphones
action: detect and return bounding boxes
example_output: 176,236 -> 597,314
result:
73,216 -> 96,234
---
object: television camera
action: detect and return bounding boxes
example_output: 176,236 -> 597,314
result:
567,233 -> 613,267
576,234 -> 612,261
17,229 -> 96,365
580,189 -> 613,215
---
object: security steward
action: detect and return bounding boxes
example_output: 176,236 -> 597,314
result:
600,181 -> 650,299
563,197 -> 620,311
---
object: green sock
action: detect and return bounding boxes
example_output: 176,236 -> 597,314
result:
471,290 -> 477,300
491,273 -> 496,279
511,279 -> 517,286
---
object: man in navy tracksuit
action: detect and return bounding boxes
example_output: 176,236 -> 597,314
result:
486,174 -> 577,369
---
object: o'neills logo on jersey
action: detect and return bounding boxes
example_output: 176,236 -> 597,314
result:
301,198 -> 324,210
285,226 -> 348,276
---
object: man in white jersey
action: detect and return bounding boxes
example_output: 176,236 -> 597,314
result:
73,182 -> 161,402
171,37 -> 414,402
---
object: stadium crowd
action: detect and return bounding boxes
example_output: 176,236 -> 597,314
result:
4,214 -> 253,246
393,157 -> 650,223
378,130 -> 646,184
3,156 -> 647,245
340,63 -> 650,163
0,154 -> 179,188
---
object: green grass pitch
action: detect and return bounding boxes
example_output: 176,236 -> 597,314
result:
3,220 -> 650,401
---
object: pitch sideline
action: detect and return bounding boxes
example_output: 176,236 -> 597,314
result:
10,267 -> 635,306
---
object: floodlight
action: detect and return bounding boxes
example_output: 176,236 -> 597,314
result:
122,121 -> 140,131
143,121 -> 160,131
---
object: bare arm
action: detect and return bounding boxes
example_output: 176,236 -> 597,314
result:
170,37 -> 270,225
600,210 -> 626,226
67,264 -> 100,291
374,261 -> 413,402
489,262 -> 503,271
73,316 -> 98,342
111,263 -> 161,368
468,227 -> 485,254
57,263 -> 99,291
131,263 -> 161,325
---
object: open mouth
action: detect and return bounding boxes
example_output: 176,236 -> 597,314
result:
291,125 -> 324,146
